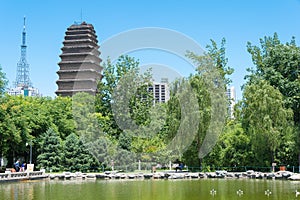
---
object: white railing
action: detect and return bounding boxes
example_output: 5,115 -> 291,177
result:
0,171 -> 46,181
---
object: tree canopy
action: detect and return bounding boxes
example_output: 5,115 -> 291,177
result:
247,33 -> 300,125
1,34 -> 299,172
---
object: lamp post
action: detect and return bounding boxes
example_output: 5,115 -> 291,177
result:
26,140 -> 32,164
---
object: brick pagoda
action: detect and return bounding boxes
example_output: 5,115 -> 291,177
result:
56,22 -> 102,96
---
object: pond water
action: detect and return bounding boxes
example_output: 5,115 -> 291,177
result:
1,178 -> 300,200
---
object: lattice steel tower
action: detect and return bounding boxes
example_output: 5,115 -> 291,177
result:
15,16 -> 32,87
8,16 -> 39,96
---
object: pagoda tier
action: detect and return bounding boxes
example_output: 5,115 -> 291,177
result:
56,22 -> 102,97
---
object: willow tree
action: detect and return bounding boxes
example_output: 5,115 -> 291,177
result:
183,38 -> 232,168
95,55 -> 161,166
240,80 -> 294,166
247,33 -> 300,165
95,55 -> 153,139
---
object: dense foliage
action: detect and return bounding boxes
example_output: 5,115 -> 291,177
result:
37,128 -> 62,172
0,34 -> 299,172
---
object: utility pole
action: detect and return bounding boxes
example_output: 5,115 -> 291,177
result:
26,140 -> 32,164
29,141 -> 32,164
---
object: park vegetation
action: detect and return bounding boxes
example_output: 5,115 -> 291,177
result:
0,33 -> 299,172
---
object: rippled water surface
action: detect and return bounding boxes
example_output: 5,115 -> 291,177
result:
1,178 -> 300,200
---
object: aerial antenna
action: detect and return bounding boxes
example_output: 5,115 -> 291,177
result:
23,16 -> 26,30
22,16 -> 26,46
74,9 -> 83,25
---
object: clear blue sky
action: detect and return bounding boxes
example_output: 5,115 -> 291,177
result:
0,0 -> 300,99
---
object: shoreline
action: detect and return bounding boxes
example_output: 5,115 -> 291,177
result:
47,170 -> 300,181
1,170 -> 300,183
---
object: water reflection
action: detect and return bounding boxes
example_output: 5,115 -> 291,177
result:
0,180 -> 46,200
1,179 -> 300,199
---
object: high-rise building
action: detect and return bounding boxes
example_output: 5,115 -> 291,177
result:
226,86 -> 236,119
148,78 -> 170,104
56,22 -> 102,97
7,17 -> 39,96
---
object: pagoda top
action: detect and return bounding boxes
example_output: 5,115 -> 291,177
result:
70,21 -> 94,28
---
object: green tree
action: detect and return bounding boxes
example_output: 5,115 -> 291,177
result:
76,139 -> 99,172
180,38 -> 231,168
21,97 -> 53,138
62,133 -> 98,172
187,38 -> 234,85
240,80 -> 294,166
96,55 -> 140,118
96,55 -> 153,139
62,133 -> 80,171
1,96 -> 57,165
72,92 -> 101,141
87,136 -> 116,170
48,96 -> 75,140
247,33 -> 299,165
0,96 -> 31,166
211,121 -> 253,168
0,95 -> 77,166
247,33 -> 300,124
113,148 -> 136,172
37,128 -> 62,172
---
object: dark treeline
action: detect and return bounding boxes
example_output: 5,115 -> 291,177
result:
0,33 -> 299,172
